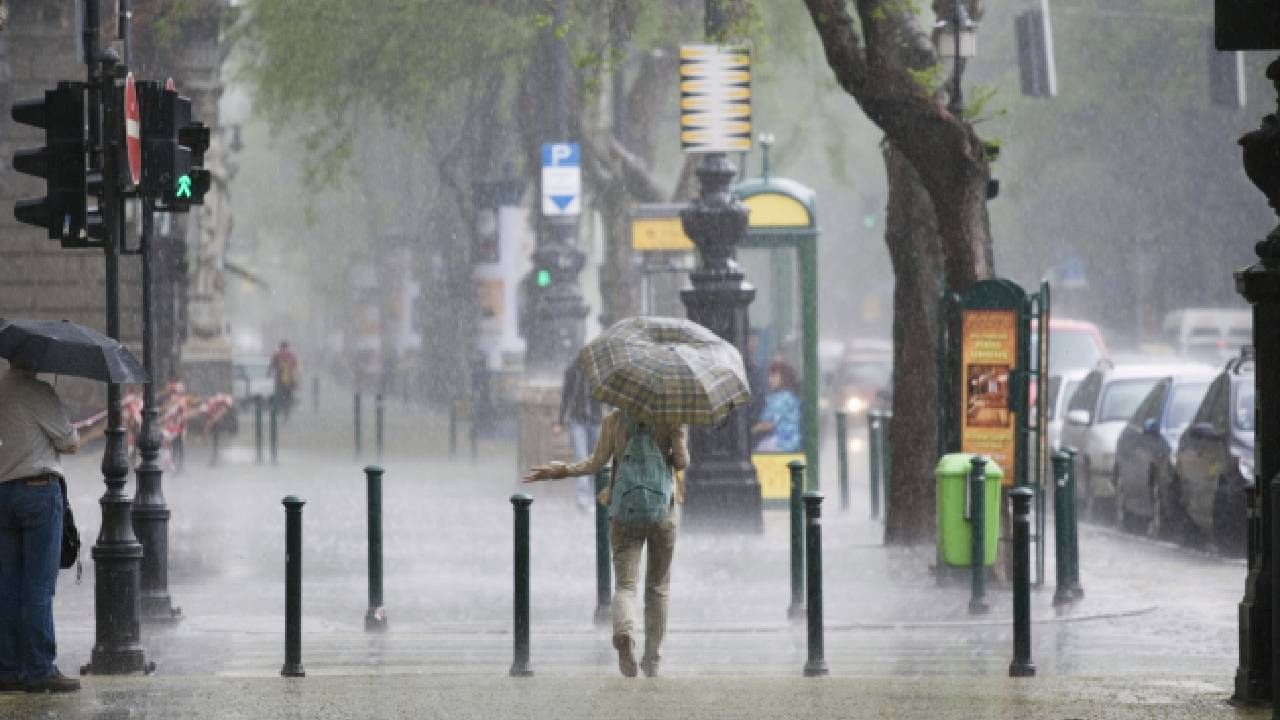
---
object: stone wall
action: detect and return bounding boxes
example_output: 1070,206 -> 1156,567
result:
0,2 -> 142,417
0,2 -> 229,415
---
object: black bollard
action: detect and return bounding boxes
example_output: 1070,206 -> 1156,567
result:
354,392 -> 363,458
281,495 -> 306,678
269,400 -> 279,465
594,469 -> 612,626
1051,450 -> 1077,606
968,456 -> 991,614
448,400 -> 458,459
364,466 -> 387,631
510,494 -> 534,677
788,460 -> 806,620
375,393 -> 385,461
867,409 -> 882,518
802,492 -> 829,677
1063,449 -> 1084,599
835,411 -> 850,511
469,402 -> 479,461
1009,486 -> 1037,677
254,395 -> 264,465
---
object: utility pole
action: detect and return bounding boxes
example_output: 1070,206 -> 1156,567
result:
524,0 -> 587,376
84,0 -> 149,674
679,0 -> 763,532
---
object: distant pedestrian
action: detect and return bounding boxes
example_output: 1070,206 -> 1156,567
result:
269,341 -> 300,420
554,358 -> 603,512
752,360 -> 802,452
0,359 -> 81,693
524,408 -> 688,678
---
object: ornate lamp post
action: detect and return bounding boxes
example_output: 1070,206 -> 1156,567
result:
83,12 -> 148,673
131,197 -> 182,625
678,2 -> 764,532
1233,59 -> 1280,706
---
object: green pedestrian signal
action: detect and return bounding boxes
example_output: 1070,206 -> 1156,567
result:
176,174 -> 193,199
862,214 -> 876,230
535,269 -> 551,288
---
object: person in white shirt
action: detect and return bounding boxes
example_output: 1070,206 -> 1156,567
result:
0,359 -> 81,693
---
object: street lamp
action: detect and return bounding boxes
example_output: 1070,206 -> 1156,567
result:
932,0 -> 979,116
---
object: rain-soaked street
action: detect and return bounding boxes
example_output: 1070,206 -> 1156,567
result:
0,386 -> 1262,718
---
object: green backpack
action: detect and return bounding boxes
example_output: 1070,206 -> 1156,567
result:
609,414 -> 674,527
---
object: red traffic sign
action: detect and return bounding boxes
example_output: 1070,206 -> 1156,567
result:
124,73 -> 142,187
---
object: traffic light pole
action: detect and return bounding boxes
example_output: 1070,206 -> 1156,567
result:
131,195 -> 182,625
84,44 -> 150,676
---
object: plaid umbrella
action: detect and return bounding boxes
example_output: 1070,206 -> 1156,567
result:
579,316 -> 750,426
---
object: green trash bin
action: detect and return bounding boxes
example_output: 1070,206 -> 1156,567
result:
936,453 -> 1003,567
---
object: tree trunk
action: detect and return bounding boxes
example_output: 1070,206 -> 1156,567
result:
882,141 -> 944,545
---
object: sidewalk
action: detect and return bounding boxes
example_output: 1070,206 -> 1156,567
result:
0,389 -> 1259,718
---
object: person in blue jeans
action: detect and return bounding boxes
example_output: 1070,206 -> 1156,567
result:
554,359 -> 603,512
0,359 -> 80,693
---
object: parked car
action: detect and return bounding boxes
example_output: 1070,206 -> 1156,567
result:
1171,350 -> 1255,554
825,339 -> 892,425
1162,307 -> 1251,365
1112,367 -> 1217,535
1060,361 -> 1213,520
1045,368 -> 1089,454
1047,318 -> 1109,376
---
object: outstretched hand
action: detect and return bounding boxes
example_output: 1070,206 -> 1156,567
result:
523,465 -> 558,483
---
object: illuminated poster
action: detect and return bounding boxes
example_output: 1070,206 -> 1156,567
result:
961,310 -> 1018,485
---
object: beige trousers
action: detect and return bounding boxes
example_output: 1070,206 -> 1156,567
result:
609,507 -> 678,664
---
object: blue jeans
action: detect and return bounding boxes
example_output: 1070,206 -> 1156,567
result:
570,422 -> 600,511
0,478 -> 62,682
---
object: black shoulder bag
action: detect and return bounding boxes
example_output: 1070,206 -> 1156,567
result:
56,477 -> 80,570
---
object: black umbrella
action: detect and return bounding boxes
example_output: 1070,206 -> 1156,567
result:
0,319 -> 148,384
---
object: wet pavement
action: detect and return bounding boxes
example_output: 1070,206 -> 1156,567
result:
0,386 -> 1265,718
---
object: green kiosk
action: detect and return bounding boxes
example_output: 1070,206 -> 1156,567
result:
733,176 -> 821,501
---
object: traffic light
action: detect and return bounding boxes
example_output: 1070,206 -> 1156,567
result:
535,268 -> 552,288
174,97 -> 210,211
11,82 -> 104,246
140,82 -> 210,210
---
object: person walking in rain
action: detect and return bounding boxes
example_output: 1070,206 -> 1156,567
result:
269,341 -> 299,421
525,408 -> 687,678
0,359 -> 80,692
553,357 -> 603,512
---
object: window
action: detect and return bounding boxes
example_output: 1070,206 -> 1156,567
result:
1099,379 -> 1162,423
1133,382 -> 1168,426
1166,382 -> 1210,429
1068,373 -> 1101,415
1049,328 -> 1104,373
1235,382 -> 1255,433
1192,376 -> 1226,427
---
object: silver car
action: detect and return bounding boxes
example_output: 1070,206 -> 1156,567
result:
1059,361 -> 1214,519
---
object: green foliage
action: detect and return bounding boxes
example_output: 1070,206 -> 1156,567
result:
238,0 -> 536,187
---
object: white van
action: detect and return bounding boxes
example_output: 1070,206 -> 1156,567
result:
1162,308 -> 1251,364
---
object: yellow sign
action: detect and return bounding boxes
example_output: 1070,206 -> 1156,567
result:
753,452 -> 805,501
631,216 -> 695,252
679,44 -> 752,153
960,310 -> 1018,486
742,193 -> 811,228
